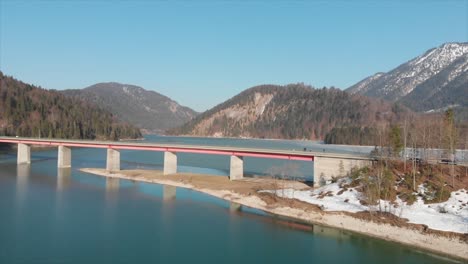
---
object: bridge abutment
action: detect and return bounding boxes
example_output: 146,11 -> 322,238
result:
164,151 -> 177,175
313,157 -> 372,187
17,143 -> 31,164
106,149 -> 120,172
57,146 -> 71,168
230,155 -> 244,180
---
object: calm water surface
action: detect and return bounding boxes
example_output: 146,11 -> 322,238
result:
0,136 -> 459,263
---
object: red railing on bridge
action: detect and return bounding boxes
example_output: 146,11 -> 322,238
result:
0,137 -> 314,161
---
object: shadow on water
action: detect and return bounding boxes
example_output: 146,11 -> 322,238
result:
0,143 -> 13,151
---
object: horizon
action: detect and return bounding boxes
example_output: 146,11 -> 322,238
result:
1,0 -> 467,112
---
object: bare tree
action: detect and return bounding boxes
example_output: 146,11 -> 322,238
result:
403,118 -> 408,170
465,134 -> 468,178
444,109 -> 457,187
419,118 -> 428,162
410,133 -> 417,191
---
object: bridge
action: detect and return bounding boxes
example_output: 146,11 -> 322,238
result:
0,137 -> 374,186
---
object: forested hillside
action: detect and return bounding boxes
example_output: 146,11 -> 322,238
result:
0,72 -> 141,140
62,82 -> 197,133
169,84 -> 408,141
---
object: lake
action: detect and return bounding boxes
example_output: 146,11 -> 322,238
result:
0,136 -> 458,263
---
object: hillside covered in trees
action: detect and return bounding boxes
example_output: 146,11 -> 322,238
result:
0,72 -> 142,140
62,82 -> 197,133
169,84 -> 409,141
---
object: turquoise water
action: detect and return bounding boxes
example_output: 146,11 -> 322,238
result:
0,136 -> 459,263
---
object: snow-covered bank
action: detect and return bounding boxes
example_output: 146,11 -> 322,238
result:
263,180 -> 468,234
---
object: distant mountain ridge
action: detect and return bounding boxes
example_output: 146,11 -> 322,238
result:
62,83 -> 197,133
347,42 -> 468,113
169,84 -> 407,140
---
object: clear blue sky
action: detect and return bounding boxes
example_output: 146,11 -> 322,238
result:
1,0 -> 467,112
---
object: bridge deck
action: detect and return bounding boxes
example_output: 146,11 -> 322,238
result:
0,137 -> 372,161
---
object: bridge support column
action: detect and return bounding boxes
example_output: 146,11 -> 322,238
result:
17,143 -> 31,164
230,155 -> 243,180
163,151 -> 177,175
106,149 -> 120,172
57,146 -> 71,168
313,157 -> 371,187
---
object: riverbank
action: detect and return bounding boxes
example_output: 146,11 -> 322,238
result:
81,168 -> 468,261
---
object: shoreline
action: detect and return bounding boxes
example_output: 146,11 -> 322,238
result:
81,168 -> 468,261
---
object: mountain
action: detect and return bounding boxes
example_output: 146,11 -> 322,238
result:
62,83 -> 197,133
347,42 -> 468,113
0,72 -> 141,140
168,84 -> 407,141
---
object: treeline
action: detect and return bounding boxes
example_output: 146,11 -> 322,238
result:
169,83 -> 408,140
0,72 -> 142,140
325,110 -> 467,150
396,109 -> 467,153
349,109 -> 467,209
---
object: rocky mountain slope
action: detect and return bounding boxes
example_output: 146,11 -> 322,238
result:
62,83 -> 197,133
347,42 -> 468,113
0,72 -> 141,140
169,84 -> 407,140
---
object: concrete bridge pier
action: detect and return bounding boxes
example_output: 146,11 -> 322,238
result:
17,143 -> 31,164
313,157 -> 372,187
57,146 -> 71,168
164,151 -> 177,175
106,148 -> 120,172
230,155 -> 244,180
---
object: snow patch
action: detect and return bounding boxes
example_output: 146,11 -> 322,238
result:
263,179 -> 468,234
353,42 -> 468,99
261,179 -> 366,213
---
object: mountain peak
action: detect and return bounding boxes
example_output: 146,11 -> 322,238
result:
410,42 -> 468,67
85,82 -> 142,91
346,42 -> 468,112
440,42 -> 468,49
62,83 -> 197,132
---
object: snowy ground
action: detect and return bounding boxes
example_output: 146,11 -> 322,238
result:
261,179 -> 468,234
